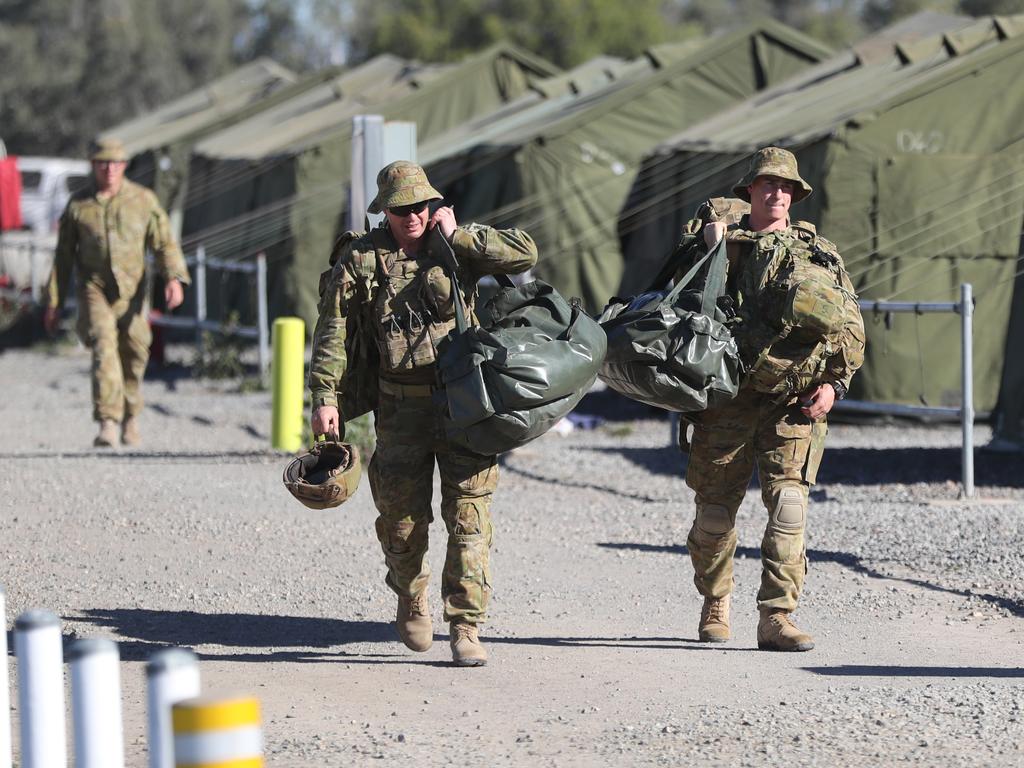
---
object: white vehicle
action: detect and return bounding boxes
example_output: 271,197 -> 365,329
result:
17,156 -> 91,234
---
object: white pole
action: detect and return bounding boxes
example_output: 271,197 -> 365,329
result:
195,244 -> 207,354
14,609 -> 67,768
961,283 -> 975,498
146,648 -> 201,768
0,586 -> 10,768
256,252 -> 269,385
68,638 -> 124,768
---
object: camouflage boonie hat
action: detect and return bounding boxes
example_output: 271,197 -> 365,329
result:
89,137 -> 129,163
367,160 -> 443,214
732,146 -> 812,203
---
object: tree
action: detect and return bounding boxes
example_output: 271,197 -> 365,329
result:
348,0 -> 676,68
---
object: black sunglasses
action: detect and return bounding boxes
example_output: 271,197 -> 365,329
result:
388,201 -> 429,217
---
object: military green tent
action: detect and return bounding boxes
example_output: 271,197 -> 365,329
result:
179,44 -> 558,328
623,14 -> 1024,413
420,19 -> 832,313
99,58 -> 299,223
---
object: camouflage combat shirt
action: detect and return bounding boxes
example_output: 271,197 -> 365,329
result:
308,223 -> 538,409
48,178 -> 190,308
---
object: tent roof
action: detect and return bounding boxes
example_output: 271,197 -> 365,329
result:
192,54 -> 441,159
101,58 -> 298,155
655,14 -> 1024,155
423,18 -> 831,157
194,44 -> 558,159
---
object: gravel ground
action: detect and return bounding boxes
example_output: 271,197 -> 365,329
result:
1,343 -> 1022,766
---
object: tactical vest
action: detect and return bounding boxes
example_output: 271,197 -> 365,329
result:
730,223 -> 855,398
328,226 -> 473,385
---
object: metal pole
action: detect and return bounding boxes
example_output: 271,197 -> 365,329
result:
146,648 -> 201,768
256,252 -> 269,384
14,610 -> 67,768
961,283 -> 975,498
29,242 -> 40,304
68,638 -> 124,768
0,586 -> 10,768
195,244 -> 207,355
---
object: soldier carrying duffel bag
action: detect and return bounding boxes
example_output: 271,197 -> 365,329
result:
307,161 -> 539,667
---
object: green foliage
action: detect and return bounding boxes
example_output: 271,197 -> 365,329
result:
959,0 -> 1024,13
861,0 -> 954,31
349,0 -> 675,68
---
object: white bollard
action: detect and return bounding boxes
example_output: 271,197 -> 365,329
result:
146,648 -> 201,768
0,587 -> 10,768
14,609 -> 67,768
68,638 -> 124,768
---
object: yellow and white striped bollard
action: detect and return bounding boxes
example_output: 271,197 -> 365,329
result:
172,695 -> 262,768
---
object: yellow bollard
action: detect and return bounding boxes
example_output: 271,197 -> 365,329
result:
172,695 -> 262,767
271,317 -> 305,452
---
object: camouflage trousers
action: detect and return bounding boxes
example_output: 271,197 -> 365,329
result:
369,387 -> 498,625
75,282 -> 152,423
685,386 -> 827,611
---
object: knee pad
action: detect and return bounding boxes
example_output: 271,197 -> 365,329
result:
695,502 -> 733,536
769,485 -> 806,532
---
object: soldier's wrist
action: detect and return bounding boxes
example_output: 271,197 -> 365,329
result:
827,381 -> 847,400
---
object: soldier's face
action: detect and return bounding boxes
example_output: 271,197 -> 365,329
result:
385,201 -> 430,244
748,175 -> 794,224
92,160 -> 127,193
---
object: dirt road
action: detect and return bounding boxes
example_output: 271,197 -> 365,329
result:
2,345 -> 1021,765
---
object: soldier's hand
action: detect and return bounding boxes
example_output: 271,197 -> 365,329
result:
43,306 -> 60,335
703,221 -> 726,248
429,206 -> 457,240
164,279 -> 184,311
312,405 -> 341,440
799,383 -> 835,420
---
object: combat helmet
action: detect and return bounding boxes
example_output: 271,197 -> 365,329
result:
283,439 -> 361,510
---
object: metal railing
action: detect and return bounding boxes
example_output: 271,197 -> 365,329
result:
148,244 -> 270,381
835,283 -> 975,497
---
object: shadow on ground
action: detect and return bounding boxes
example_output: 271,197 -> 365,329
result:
803,665 -> 1024,678
579,443 -> 1023,489
64,608 -> 397,662
597,542 -> 1024,618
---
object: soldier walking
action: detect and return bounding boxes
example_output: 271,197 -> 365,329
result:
685,147 -> 865,651
44,137 -> 190,447
308,161 -> 537,666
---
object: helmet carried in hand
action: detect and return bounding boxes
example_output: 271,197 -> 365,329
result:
282,440 -> 361,510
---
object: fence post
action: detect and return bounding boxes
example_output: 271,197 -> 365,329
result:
29,242 -> 40,305
0,587 -> 10,768
14,609 -> 67,768
256,252 -> 269,385
194,244 -> 207,355
271,317 -> 305,452
961,283 -> 975,498
146,648 -> 201,768
172,696 -> 262,767
68,638 -> 124,768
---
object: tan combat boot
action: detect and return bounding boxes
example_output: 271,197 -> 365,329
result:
698,594 -> 731,643
757,609 -> 815,652
121,416 -> 141,446
396,592 -> 432,652
94,419 -> 119,448
449,622 -> 487,667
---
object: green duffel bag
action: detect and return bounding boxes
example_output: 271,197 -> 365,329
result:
598,236 -> 741,412
434,241 -> 607,456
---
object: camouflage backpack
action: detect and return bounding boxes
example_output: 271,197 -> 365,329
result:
732,223 -> 856,398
